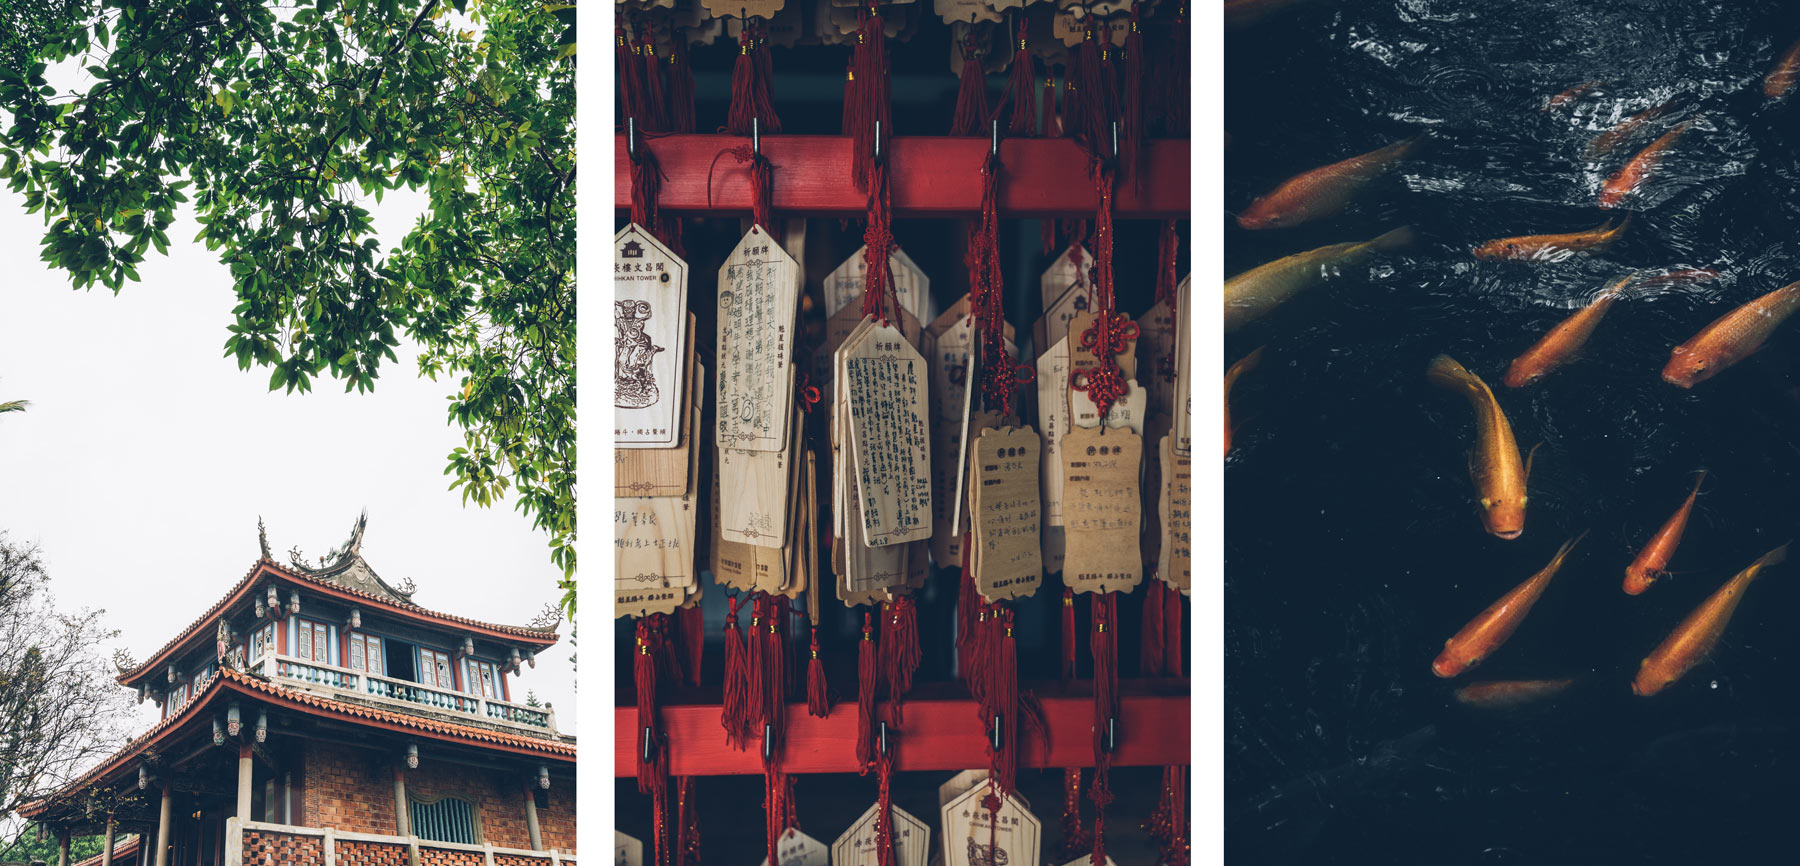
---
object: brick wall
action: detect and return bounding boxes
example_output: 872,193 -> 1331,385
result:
297,740 -> 574,855
493,854 -> 550,866
335,839 -> 408,866
301,742 -> 400,835
243,829 -> 323,866
416,848 -> 484,866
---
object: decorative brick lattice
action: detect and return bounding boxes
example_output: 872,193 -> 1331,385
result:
418,849 -> 483,866
242,830 -> 323,866
493,854 -> 551,866
336,840 -> 408,866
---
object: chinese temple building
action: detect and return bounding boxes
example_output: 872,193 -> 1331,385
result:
21,516 -> 576,866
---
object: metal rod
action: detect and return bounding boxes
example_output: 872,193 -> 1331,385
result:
1111,120 -> 1119,159
878,721 -> 890,757
991,118 -> 1000,158
627,117 -> 638,162
991,714 -> 1003,751
752,117 -> 760,156
762,723 -> 773,761
641,726 -> 654,762
1105,716 -> 1118,753
874,121 -> 883,164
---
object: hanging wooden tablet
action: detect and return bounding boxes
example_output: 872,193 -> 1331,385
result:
1071,379 -> 1147,433
937,770 -> 991,809
1140,413 -> 1173,572
940,784 -> 1042,866
1068,310 -> 1138,382
1036,336 -> 1072,527
1160,433 -> 1192,595
717,226 -> 799,453
831,802 -> 931,866
615,224 -> 688,449
1061,427 -> 1144,595
818,301 -> 922,407
1172,273 -> 1192,457
929,414 -> 967,567
842,321 -> 934,547
615,831 -> 643,866
842,460 -> 908,601
721,371 -> 800,548
712,459 -> 756,593
972,426 -> 1044,601
822,244 -> 931,342
1040,244 -> 1094,311
617,315 -> 699,496
1138,298 -> 1178,419
759,828 -> 828,866
1035,282 -> 1092,365
700,0 -> 784,19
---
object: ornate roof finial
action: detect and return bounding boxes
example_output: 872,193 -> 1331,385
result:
347,509 -> 368,557
257,516 -> 271,560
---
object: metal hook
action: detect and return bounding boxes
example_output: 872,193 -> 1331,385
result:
627,117 -> 639,163
873,120 -> 884,165
1110,120 -> 1119,160
762,723 -> 774,761
991,118 -> 1001,159
878,720 -> 891,757
1103,716 -> 1118,753
640,725 -> 654,761
752,117 -> 761,157
990,714 -> 1004,752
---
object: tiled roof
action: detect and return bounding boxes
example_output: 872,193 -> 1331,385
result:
72,836 -> 140,866
119,559 -> 558,686
23,667 -> 573,820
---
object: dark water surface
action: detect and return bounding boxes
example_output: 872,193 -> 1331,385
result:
1227,2 -> 1800,863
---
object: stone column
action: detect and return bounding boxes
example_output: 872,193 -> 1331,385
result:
392,765 -> 411,836
153,787 -> 173,866
523,786 -> 543,852
100,817 -> 116,866
237,743 -> 255,821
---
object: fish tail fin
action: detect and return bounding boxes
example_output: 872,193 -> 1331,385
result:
1426,354 -> 1486,397
1393,132 -> 1429,159
1690,467 -> 1709,496
1370,225 -> 1416,253
1551,530 -> 1590,570
1227,346 -> 1266,387
1759,542 -> 1790,571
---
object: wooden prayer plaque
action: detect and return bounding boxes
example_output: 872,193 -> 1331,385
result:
617,331 -> 700,497
843,322 -> 933,547
1137,298 -> 1178,418
831,803 -> 930,866
940,784 -> 1041,866
615,224 -> 688,448
1160,433 -> 1192,594
759,828 -> 828,866
1070,378 -> 1147,434
1173,273 -> 1192,457
717,226 -> 800,452
1036,336 -> 1071,526
1039,244 -> 1093,311
972,426 -> 1044,601
1061,426 -> 1143,594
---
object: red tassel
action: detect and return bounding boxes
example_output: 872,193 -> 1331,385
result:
1142,579 -> 1167,677
1165,585 -> 1185,678
675,776 -> 700,866
956,553 -> 979,683
677,602 -> 704,687
841,58 -> 861,137
990,607 -> 1020,792
617,23 -> 646,130
746,595 -> 767,730
1122,4 -> 1145,184
1163,3 -> 1190,136
874,749 -> 895,866
1089,592 -> 1119,865
763,761 -> 784,866
856,612 -> 879,767
859,159 -> 897,323
727,28 -> 758,136
967,604 -> 991,709
636,619 -> 671,866
750,151 -> 775,240
1061,588 -> 1077,681
851,6 -> 892,193
722,596 -> 752,748
668,35 -> 696,134
878,596 -> 919,726
763,596 -> 786,751
807,625 -> 831,717
1056,766 -> 1089,861
950,38 -> 990,136
754,26 -> 782,133
1000,22 -> 1037,136
640,26 -> 668,133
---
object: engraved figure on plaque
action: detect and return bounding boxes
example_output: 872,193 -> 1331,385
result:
616,299 -> 664,409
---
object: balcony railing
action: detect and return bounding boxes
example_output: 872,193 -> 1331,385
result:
248,653 -> 556,733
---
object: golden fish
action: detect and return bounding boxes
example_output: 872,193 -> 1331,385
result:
1663,280 -> 1800,387
1633,544 -> 1788,697
1237,136 -> 1423,230
1473,215 -> 1630,262
1433,533 -> 1586,678
1224,346 -> 1265,459
1504,275 -> 1633,387
1427,355 -> 1533,539
1599,123 -> 1688,209
1454,677 -> 1578,708
1224,226 -> 1413,333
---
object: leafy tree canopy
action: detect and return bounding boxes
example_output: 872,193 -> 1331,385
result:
0,0 -> 578,615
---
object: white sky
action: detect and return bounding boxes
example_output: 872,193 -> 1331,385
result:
0,184 -> 577,734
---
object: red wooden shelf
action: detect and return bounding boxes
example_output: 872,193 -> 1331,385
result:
614,680 -> 1191,777
613,134 -> 1191,219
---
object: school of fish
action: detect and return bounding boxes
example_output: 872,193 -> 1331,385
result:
1227,11 -> 1800,704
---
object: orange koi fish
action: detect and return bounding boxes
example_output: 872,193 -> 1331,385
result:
1433,533 -> 1587,678
1632,543 -> 1788,697
1546,81 -> 1603,110
1504,275 -> 1633,387
1663,280 -> 1800,387
1634,268 -> 1722,291
1766,38 -> 1800,100
1599,123 -> 1689,209
1224,346 -> 1265,459
1624,470 -> 1707,595
1237,136 -> 1424,230
1473,215 -> 1631,261
1585,99 -> 1676,159
1454,677 -> 1578,708
1427,355 -> 1532,540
